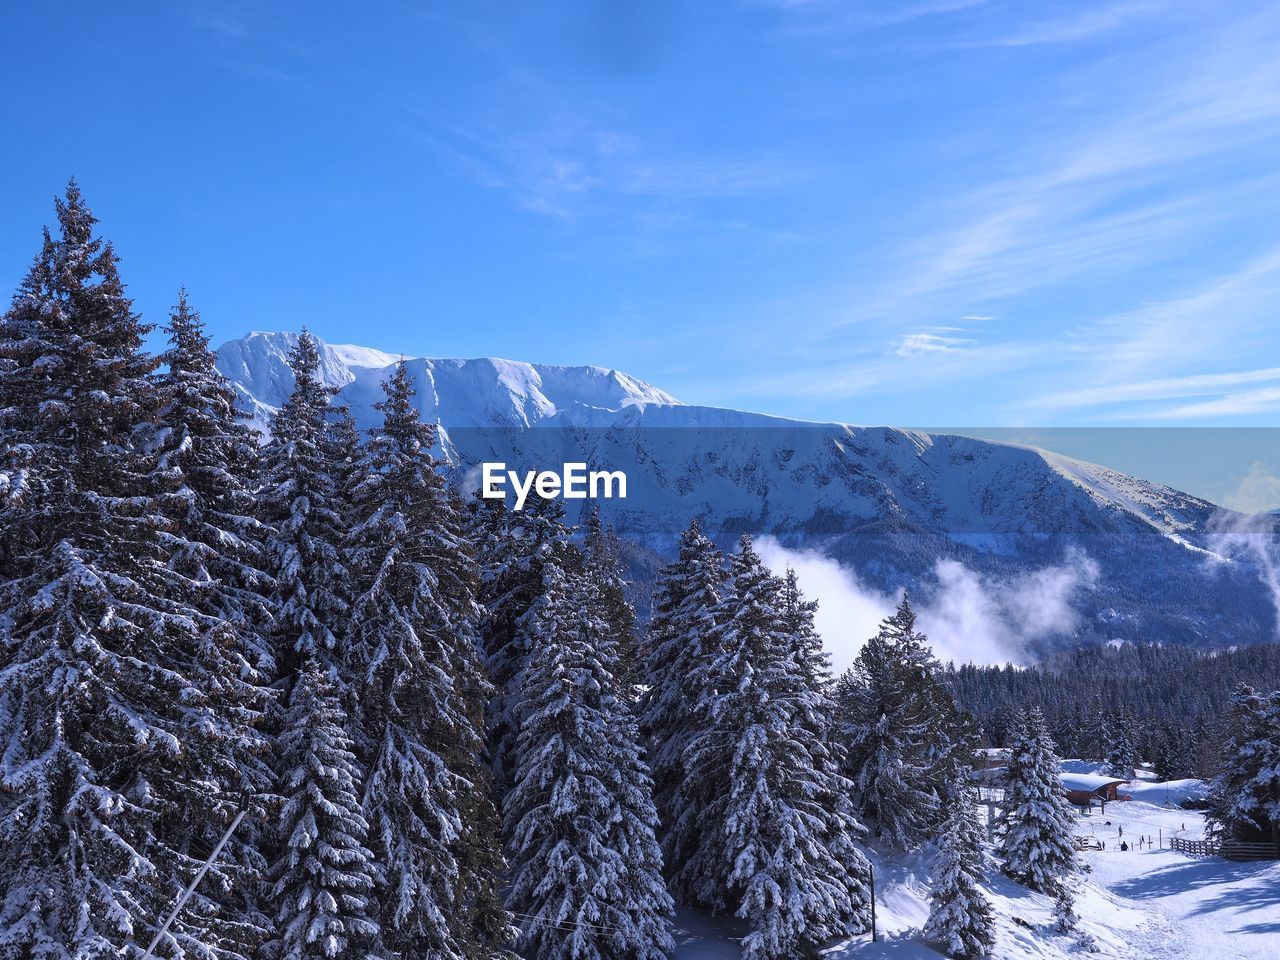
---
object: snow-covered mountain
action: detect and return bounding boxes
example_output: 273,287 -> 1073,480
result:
214,331 -> 1279,649
216,330 -> 678,432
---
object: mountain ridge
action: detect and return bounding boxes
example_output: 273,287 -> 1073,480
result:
213,330 -> 1279,650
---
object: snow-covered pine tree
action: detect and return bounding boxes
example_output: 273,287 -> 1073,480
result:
925,686 -> 982,816
779,566 -> 830,701
776,564 -> 872,872
503,558 -> 674,960
346,362 -> 512,958
257,330 -> 349,683
1052,887 -> 1079,933
640,518 -> 725,874
151,289 -> 280,958
1151,725 -> 1192,782
583,505 -> 642,704
601,702 -> 678,960
0,183 -> 239,959
155,288 -> 275,668
681,536 -> 871,959
324,403 -> 365,534
475,493 -> 578,800
266,658 -> 378,960
923,785 -> 995,960
1205,684 -> 1280,848
1082,695 -> 1109,762
258,333 -> 376,957
1102,712 -> 1138,781
834,593 -> 941,851
985,702 -> 1021,750
998,709 -> 1078,894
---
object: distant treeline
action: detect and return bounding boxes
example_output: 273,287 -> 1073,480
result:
941,642 -> 1280,777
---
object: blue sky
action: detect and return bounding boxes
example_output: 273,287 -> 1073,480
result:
2,2 -> 1279,452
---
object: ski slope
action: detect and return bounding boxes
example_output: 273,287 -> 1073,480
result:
1084,801 -> 1280,960
671,800 -> 1280,960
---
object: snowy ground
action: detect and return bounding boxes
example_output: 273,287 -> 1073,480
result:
1081,800 -> 1280,960
671,776 -> 1280,960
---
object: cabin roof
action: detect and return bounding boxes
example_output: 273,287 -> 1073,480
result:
1060,772 -> 1127,792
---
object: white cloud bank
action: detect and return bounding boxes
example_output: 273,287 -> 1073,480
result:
755,538 -> 1099,672
1206,508 -> 1280,641
1221,460 -> 1280,516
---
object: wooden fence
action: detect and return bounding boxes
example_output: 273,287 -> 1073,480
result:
1222,841 -> 1280,861
1170,836 -> 1280,861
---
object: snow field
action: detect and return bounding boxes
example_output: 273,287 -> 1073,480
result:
673,792 -> 1280,960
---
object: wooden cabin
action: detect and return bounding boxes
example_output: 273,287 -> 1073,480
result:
1061,772 -> 1128,809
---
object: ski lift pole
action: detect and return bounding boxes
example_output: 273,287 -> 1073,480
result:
140,806 -> 248,960
870,865 -> 880,947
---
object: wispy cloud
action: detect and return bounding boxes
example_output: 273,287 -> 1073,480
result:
755,536 -> 1098,668
864,34 -> 1280,315
1221,461 -> 1280,514
892,331 -> 976,356
1092,245 -> 1280,379
182,3 -> 316,86
398,1 -> 1280,427
1149,387 -> 1280,420
1015,244 -> 1280,419
418,112 -> 806,221
1033,367 -> 1280,412
758,5 -> 1280,422
744,339 -> 1048,406
974,1 -> 1163,48
760,0 -> 1164,48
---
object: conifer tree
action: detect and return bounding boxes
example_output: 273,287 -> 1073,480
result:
1103,712 -> 1138,781
347,363 -> 512,957
503,559 -> 674,960
583,506 -> 642,702
779,566 -> 832,712
266,659 -> 378,960
152,289 -> 279,957
1151,726 -> 1186,782
928,707 -> 971,814
681,537 -> 871,958
834,593 -> 940,850
930,700 -> 982,812
155,288 -> 275,667
998,709 -> 1078,894
1205,685 -> 1280,848
777,564 -> 872,871
258,331 -> 348,682
0,183 -> 242,959
1052,887 -> 1079,934
601,704 -> 677,960
640,518 -> 725,870
258,334 -> 377,957
924,787 -> 995,960
475,493 -> 577,799
325,404 -> 366,534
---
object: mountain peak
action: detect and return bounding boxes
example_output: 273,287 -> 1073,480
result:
213,331 -> 680,430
